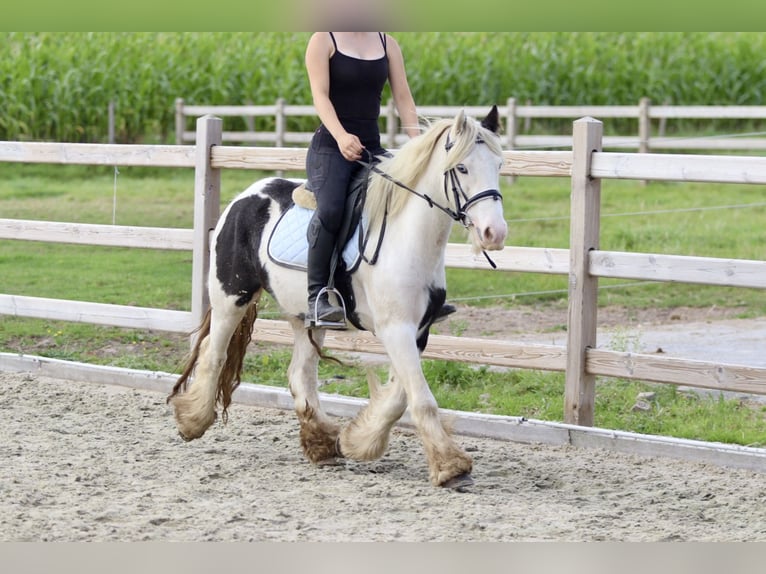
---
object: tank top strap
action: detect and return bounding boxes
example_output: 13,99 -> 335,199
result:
328,32 -> 338,51
379,32 -> 386,51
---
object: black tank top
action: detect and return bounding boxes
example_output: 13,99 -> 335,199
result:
326,32 -> 389,147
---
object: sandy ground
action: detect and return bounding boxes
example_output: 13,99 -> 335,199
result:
3,370 -> 766,542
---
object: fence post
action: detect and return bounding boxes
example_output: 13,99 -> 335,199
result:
505,97 -> 517,147
638,97 -> 651,186
506,97 -> 517,184
175,98 -> 185,145
275,97 -> 286,147
108,100 -> 115,144
191,115 -> 222,335
386,99 -> 397,148
564,117 -> 603,426
639,97 -> 651,154
275,98 -> 286,177
244,99 -> 256,134
658,99 -> 669,138
524,98 -> 532,133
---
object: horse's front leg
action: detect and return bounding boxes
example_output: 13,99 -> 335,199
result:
337,368 -> 408,462
286,317 -> 341,463
375,323 -> 473,487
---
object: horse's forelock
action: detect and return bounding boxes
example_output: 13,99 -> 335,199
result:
444,115 -> 502,170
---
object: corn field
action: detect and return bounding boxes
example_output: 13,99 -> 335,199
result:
1,32 -> 765,143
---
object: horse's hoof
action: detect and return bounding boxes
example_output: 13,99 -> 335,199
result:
311,439 -> 345,467
178,431 -> 194,442
335,436 -> 345,459
441,473 -> 474,492
314,457 -> 344,467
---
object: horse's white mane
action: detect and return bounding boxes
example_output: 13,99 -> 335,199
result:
364,113 -> 502,230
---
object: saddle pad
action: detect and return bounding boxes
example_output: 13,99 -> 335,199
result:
267,204 -> 363,272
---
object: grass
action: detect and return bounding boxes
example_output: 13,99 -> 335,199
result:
243,350 -> 766,448
4,164 -> 765,314
1,165 -> 765,446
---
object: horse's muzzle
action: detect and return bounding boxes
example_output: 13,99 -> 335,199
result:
476,220 -> 508,251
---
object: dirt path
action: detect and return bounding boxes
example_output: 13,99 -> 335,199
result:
2,371 -> 765,542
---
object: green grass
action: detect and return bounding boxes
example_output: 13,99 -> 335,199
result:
244,352 -> 766,448
449,177 -> 766,312
3,165 -> 765,315
1,166 -> 765,446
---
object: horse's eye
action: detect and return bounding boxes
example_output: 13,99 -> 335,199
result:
456,164 -> 468,174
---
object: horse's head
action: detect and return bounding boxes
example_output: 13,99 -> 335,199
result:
444,106 -> 508,252
365,106 -> 508,254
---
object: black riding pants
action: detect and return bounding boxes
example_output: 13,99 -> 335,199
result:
306,125 -> 385,235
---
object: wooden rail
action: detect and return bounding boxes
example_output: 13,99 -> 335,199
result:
2,114 -> 766,431
175,97 -> 766,152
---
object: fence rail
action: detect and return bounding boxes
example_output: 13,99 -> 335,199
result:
175,98 -> 766,153
2,113 -> 766,431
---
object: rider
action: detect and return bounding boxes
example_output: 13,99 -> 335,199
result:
304,31 -> 455,328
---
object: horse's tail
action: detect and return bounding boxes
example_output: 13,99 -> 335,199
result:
167,297 -> 260,423
215,301 -> 259,421
168,309 -> 212,402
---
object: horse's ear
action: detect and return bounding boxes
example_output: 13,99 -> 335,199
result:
481,105 -> 500,134
451,109 -> 468,139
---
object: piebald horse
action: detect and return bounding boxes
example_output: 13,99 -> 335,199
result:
168,107 -> 507,488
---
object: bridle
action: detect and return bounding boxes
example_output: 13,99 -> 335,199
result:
357,134 -> 503,267
442,134 -> 504,228
360,136 -> 503,228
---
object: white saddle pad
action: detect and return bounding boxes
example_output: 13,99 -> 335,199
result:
267,204 -> 363,272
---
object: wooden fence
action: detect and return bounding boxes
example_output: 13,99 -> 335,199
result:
175,97 -> 766,153
2,115 -> 766,427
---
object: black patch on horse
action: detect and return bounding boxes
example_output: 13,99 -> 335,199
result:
416,285 -> 447,351
215,179 -> 300,306
260,178 -> 297,212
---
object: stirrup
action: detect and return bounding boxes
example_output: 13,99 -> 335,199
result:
306,286 -> 347,330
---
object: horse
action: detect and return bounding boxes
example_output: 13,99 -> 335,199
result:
168,106 -> 508,488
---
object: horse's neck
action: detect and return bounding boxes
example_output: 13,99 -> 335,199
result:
386,178 -> 454,265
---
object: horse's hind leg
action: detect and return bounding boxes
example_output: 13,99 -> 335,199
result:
171,294 -> 254,440
286,317 -> 341,463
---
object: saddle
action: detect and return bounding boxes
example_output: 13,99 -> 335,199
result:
267,167 -> 371,275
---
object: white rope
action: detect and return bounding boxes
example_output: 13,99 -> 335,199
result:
252,281 -> 658,311
511,129 -> 766,151
449,281 -> 658,304
505,201 -> 766,224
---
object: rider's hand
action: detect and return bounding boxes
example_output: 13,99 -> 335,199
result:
337,132 -> 364,162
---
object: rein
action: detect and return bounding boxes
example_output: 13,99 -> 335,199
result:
357,138 -> 503,268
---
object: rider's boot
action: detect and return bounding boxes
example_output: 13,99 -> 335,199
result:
306,215 -> 346,329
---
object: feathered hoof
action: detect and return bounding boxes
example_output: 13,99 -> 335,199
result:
172,402 -> 217,442
175,420 -> 212,442
440,472 -> 474,492
178,431 -> 194,442
314,457 -> 344,467
300,421 -> 342,464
